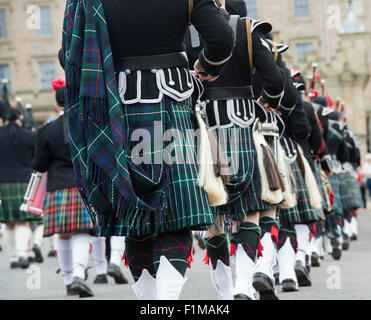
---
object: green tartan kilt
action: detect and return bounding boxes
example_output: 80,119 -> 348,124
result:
216,125 -> 272,219
328,174 -> 343,215
339,172 -> 363,211
98,100 -> 215,237
43,188 -> 94,237
278,160 -> 319,226
0,182 -> 43,223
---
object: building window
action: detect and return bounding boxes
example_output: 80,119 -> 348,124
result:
296,43 -> 313,61
294,0 -> 310,18
0,10 -> 6,39
0,65 -> 11,91
39,62 -> 55,90
245,0 -> 258,19
37,7 -> 52,36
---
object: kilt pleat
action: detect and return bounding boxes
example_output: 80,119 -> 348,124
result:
98,100 -> 214,237
43,187 -> 94,237
0,182 -> 43,223
339,172 -> 363,211
328,174 -> 343,215
278,160 -> 319,225
217,125 -> 272,219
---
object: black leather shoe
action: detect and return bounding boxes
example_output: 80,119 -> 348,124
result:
252,272 -> 279,300
28,256 -> 35,263
331,238 -> 342,261
48,250 -> 56,257
351,234 -> 358,241
107,263 -> 128,284
281,279 -> 298,292
32,244 -> 44,263
311,252 -> 321,267
294,261 -> 311,287
66,284 -> 79,296
274,272 -> 280,286
94,274 -> 108,284
70,277 -> 94,298
342,235 -> 350,251
10,261 -> 19,269
234,294 -> 252,300
18,257 -> 30,269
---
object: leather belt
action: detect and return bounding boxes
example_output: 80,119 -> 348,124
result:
202,86 -> 254,101
115,52 -> 189,71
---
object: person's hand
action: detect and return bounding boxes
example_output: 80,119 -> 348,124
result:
325,170 -> 334,177
194,59 -> 219,82
257,96 -> 276,112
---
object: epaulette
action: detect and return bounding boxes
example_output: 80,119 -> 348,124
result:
247,18 -> 272,34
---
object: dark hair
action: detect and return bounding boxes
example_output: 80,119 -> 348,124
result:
226,0 -> 247,17
56,87 -> 66,107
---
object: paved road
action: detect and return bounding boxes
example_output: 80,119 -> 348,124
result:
0,210 -> 370,300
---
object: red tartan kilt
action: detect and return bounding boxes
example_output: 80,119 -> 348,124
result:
43,187 -> 94,237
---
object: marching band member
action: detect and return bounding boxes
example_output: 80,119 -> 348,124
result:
32,79 -> 95,297
61,0 -> 234,300
0,84 -> 37,269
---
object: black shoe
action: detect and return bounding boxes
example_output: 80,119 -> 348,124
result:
281,279 -> 298,292
194,233 -> 206,250
311,252 -> 321,267
32,244 -> 44,263
10,261 -> 19,269
18,257 -> 30,269
294,261 -> 311,287
252,272 -> 279,300
331,238 -> 342,261
70,277 -> 94,298
107,263 -> 128,284
66,284 -> 79,296
48,250 -> 56,257
234,294 -> 252,300
305,255 -> 311,273
342,235 -> 350,251
28,256 -> 35,263
0,245 -> 2,251
351,234 -> 358,241
274,272 -> 280,286
94,274 -> 108,284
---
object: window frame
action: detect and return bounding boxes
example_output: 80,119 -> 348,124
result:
36,6 -> 53,37
293,0 -> 311,19
38,61 -> 56,91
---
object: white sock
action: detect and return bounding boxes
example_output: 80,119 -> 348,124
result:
49,235 -> 55,251
110,236 -> 125,267
351,217 -> 358,236
33,224 -> 44,248
72,233 -> 91,279
4,228 -> 17,262
55,238 -> 73,286
295,224 -> 310,264
15,225 -> 32,259
91,237 -> 107,275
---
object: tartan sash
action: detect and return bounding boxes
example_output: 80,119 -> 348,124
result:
62,0 -> 170,233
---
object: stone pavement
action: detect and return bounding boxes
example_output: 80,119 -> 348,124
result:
0,210 -> 370,300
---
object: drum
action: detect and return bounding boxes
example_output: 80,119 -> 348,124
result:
20,172 -> 47,215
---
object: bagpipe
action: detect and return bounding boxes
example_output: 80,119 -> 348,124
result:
307,62 -> 334,108
20,172 -> 48,216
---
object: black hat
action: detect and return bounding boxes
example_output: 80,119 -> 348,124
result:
312,96 -> 328,107
226,0 -> 247,17
329,111 -> 341,121
51,78 -> 66,107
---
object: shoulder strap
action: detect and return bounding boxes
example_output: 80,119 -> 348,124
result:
245,18 -> 255,74
267,40 -> 278,63
188,0 -> 194,25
